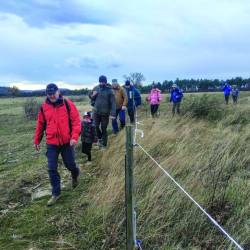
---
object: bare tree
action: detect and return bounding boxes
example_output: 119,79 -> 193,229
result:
123,72 -> 146,87
8,85 -> 20,97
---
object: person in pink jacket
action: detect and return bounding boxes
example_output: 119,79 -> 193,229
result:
146,83 -> 162,118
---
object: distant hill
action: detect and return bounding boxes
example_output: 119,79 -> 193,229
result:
0,87 -> 83,97
0,86 -> 10,95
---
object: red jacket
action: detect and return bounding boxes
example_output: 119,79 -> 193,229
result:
34,97 -> 81,145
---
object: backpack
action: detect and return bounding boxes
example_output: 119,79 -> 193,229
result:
40,99 -> 72,133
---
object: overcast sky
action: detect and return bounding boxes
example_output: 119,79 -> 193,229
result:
0,0 -> 250,89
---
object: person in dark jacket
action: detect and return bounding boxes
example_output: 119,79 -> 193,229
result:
81,112 -> 96,165
124,80 -> 141,123
170,84 -> 183,115
231,85 -> 239,104
222,82 -> 232,104
34,83 -> 81,206
89,75 -> 116,149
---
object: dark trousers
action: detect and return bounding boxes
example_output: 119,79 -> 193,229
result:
150,104 -> 159,117
232,95 -> 238,104
94,113 -> 109,147
112,109 -> 126,133
225,95 -> 230,104
127,108 -> 135,123
46,144 -> 79,196
82,142 -> 92,161
172,102 -> 181,115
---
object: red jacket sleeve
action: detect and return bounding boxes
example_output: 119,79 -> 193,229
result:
34,107 -> 46,145
68,100 -> 81,142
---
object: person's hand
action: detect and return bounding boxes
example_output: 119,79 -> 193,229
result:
34,144 -> 40,151
122,106 -> 127,110
110,116 -> 116,120
70,139 -> 77,147
92,91 -> 98,97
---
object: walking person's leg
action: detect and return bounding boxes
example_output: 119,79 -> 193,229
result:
87,151 -> 91,161
100,115 -> 109,147
93,113 -> 102,144
112,109 -> 120,134
86,143 -> 92,161
152,104 -> 159,117
82,142 -> 89,161
150,105 -> 154,117
85,143 -> 92,165
225,95 -> 229,104
118,109 -> 126,129
172,103 -> 176,116
176,102 -> 181,114
233,96 -> 237,104
128,108 -> 135,123
46,144 -> 61,205
61,144 -> 79,188
155,104 -> 159,117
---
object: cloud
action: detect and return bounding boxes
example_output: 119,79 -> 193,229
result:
64,34 -> 97,45
0,0 -> 115,27
1,0 -> 250,89
64,57 -> 98,69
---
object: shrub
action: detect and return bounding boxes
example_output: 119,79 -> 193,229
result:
182,94 -> 223,121
23,98 -> 41,120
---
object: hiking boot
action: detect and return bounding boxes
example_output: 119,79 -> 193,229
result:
47,195 -> 60,206
72,177 -> 79,189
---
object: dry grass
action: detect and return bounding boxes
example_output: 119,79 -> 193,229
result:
1,93 -> 250,249
87,92 -> 250,249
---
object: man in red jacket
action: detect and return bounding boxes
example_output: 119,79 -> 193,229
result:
34,83 -> 81,206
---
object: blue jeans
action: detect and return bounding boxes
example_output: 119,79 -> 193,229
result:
112,109 -> 126,133
46,144 -> 79,196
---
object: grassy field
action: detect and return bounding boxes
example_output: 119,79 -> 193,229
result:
0,92 -> 249,249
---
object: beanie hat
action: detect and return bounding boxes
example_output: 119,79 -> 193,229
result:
99,75 -> 107,83
125,80 -> 131,86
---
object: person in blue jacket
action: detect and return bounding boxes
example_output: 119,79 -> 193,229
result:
124,80 -> 141,123
231,85 -> 239,104
222,82 -> 232,104
170,84 -> 183,115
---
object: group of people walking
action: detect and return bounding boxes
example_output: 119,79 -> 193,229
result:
33,76 -> 239,206
33,76 -> 144,206
222,82 -> 239,104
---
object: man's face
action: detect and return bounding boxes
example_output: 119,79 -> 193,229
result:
99,82 -> 106,86
47,90 -> 60,103
112,83 -> 118,89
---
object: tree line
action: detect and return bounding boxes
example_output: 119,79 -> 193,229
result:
137,77 -> 250,93
1,74 -> 250,97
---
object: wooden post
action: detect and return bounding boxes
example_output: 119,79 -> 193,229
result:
125,125 -> 135,250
